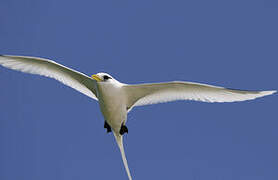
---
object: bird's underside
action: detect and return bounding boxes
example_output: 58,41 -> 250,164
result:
104,121 -> 128,135
0,55 -> 276,180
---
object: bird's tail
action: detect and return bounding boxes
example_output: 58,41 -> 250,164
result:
113,132 -> 132,180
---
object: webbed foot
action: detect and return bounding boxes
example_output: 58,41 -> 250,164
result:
104,121 -> 112,133
119,124 -> 128,135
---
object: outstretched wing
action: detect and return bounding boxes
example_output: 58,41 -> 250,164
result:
0,55 -> 98,100
124,81 -> 276,110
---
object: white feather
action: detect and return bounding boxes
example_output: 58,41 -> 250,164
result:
124,81 -> 276,109
0,55 -> 98,100
113,132 -> 132,180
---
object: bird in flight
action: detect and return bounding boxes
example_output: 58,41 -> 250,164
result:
0,55 -> 276,180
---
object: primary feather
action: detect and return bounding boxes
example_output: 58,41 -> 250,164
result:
0,55 -> 98,100
124,81 -> 276,109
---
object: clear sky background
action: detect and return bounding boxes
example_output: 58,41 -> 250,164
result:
0,0 -> 277,179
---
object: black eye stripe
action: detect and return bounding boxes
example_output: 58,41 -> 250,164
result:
103,75 -> 111,80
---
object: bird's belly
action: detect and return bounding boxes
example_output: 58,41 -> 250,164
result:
97,82 -> 127,132
98,90 -> 127,132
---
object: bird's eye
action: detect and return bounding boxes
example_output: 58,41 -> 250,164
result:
103,75 -> 111,81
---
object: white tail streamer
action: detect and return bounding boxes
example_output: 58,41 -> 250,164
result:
113,132 -> 132,180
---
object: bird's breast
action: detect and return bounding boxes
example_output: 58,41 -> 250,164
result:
97,83 -> 127,130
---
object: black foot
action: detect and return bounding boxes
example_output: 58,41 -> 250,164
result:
104,121 -> 112,133
119,124 -> 128,135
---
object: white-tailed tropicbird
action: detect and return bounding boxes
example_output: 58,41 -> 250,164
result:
0,55 -> 276,180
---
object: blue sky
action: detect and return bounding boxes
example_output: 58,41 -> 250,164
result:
0,0 -> 277,179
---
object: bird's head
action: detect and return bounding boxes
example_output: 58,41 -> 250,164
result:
92,72 -> 119,83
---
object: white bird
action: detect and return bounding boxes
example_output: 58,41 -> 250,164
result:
0,55 -> 276,180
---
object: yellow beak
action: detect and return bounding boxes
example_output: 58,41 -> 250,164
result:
92,74 -> 102,82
